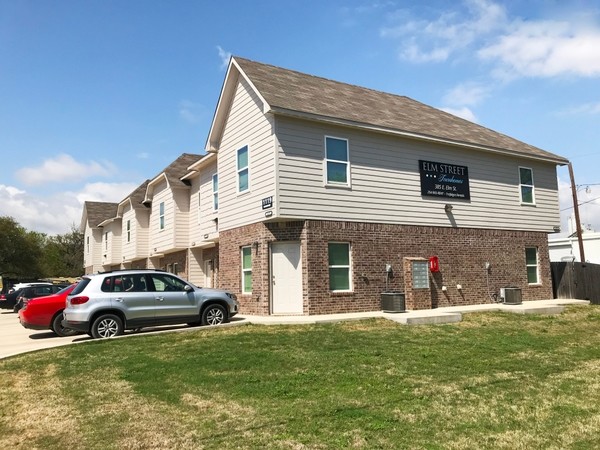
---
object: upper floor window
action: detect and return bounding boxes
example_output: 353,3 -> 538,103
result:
328,242 -> 352,292
325,136 -> 350,186
126,220 -> 131,243
197,191 -> 202,223
212,174 -> 219,210
159,202 -> 165,230
519,167 -> 535,204
104,232 -> 108,250
86,236 -> 89,254
237,145 -> 249,193
526,247 -> 539,284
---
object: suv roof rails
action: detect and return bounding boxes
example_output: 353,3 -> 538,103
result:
95,269 -> 168,275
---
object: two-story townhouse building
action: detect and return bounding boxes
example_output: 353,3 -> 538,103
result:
143,153 -> 202,278
81,201 -> 118,274
119,180 -> 150,269
205,56 -> 569,315
181,153 -> 220,288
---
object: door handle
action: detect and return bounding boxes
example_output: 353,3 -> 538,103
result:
156,297 -> 164,302
115,298 -> 124,302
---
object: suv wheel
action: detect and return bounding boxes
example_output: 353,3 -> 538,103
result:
52,313 -> 79,337
201,304 -> 227,326
91,314 -> 124,338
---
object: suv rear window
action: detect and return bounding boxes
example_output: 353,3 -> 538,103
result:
70,278 -> 91,296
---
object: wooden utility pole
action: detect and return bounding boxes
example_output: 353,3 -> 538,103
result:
568,162 -> 586,264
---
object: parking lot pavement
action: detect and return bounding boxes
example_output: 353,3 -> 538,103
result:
0,309 -> 88,360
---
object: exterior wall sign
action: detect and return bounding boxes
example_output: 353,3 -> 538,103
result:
419,160 -> 470,200
262,196 -> 273,210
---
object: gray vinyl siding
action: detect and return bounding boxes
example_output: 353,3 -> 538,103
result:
149,181 -> 174,253
173,188 -> 190,249
188,160 -> 219,246
218,76 -> 276,231
275,116 -> 560,233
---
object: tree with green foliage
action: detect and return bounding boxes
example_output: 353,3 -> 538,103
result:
0,216 -> 44,278
42,226 -> 84,277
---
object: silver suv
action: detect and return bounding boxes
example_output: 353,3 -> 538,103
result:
62,270 -> 239,338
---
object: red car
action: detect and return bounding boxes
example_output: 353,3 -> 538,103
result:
18,283 -> 80,337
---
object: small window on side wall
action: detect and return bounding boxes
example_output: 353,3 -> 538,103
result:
241,246 -> 252,294
525,247 -> 539,284
237,146 -> 249,193
519,167 -> 535,204
328,242 -> 352,292
325,137 -> 350,186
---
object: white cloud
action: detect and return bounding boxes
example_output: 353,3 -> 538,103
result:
559,101 -> 600,116
479,20 -> 600,79
0,181 -> 137,235
443,82 -> 490,106
439,106 -> 478,123
217,46 -> 231,70
137,152 -> 150,159
381,0 -> 507,63
15,154 -> 114,187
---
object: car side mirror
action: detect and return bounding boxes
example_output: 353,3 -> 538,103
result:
184,284 -> 193,292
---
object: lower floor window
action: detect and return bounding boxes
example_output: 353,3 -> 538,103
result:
328,242 -> 351,291
241,246 -> 252,294
526,247 -> 539,284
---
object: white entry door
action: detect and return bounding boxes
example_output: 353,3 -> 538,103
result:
271,242 -> 303,314
204,260 -> 213,288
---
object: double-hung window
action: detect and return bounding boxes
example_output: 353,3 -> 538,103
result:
212,174 -> 219,210
519,167 -> 535,204
525,247 -> 539,284
328,242 -> 352,291
241,246 -> 252,294
126,220 -> 131,243
159,202 -> 165,230
105,232 -> 108,250
237,145 -> 249,193
325,137 -> 350,186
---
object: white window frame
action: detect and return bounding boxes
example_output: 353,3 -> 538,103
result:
328,242 -> 353,292
159,202 -> 165,230
519,166 -> 535,205
86,236 -> 90,254
237,145 -> 250,193
324,136 -> 350,187
126,220 -> 131,243
526,247 -> 539,285
241,245 -> 252,294
105,232 -> 108,251
212,173 -> 219,211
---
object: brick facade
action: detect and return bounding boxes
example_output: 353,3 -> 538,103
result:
161,250 -> 188,279
218,220 -> 553,315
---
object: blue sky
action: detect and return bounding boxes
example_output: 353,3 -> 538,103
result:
1,0 -> 599,235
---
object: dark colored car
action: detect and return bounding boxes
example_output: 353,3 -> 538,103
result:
0,283 -> 52,310
18,284 -> 79,336
13,284 -> 68,313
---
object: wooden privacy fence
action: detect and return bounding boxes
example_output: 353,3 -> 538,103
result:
551,262 -> 600,304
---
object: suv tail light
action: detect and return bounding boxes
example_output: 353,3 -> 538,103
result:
0,294 -> 5,300
70,296 -> 89,305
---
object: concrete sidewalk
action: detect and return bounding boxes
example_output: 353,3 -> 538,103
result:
234,298 -> 591,326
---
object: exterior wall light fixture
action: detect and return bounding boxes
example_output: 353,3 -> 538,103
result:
444,204 -> 453,213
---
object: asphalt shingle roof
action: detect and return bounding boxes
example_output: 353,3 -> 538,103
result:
84,201 -> 118,228
234,57 -> 568,164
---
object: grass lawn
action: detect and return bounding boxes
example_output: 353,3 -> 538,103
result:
2,305 -> 600,449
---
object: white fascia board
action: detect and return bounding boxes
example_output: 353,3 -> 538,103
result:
205,57 -> 271,153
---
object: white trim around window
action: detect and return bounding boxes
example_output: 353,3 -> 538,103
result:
328,242 -> 352,292
212,173 -> 219,211
324,136 -> 350,187
159,202 -> 165,230
525,247 -> 539,284
241,245 -> 252,294
519,167 -> 535,205
237,145 -> 250,193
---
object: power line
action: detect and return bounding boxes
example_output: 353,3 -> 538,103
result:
561,195 -> 600,211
